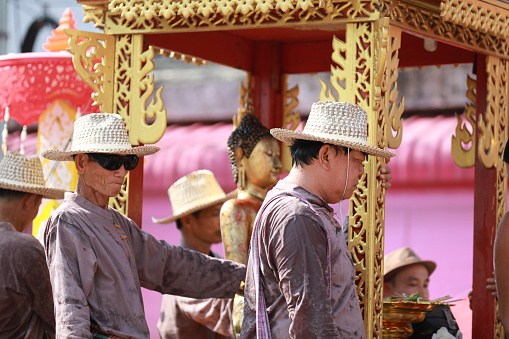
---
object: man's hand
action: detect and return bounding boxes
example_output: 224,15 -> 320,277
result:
379,165 -> 392,189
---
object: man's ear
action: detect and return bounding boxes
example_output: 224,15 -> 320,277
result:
21,193 -> 41,210
180,214 -> 194,230
317,144 -> 333,170
73,153 -> 88,174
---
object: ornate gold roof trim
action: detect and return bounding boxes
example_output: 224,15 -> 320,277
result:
155,47 -> 208,66
382,0 -> 509,60
102,0 -> 380,33
440,0 -> 509,39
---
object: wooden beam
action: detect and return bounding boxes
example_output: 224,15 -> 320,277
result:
399,33 -> 475,67
251,41 -> 283,129
146,32 -> 254,71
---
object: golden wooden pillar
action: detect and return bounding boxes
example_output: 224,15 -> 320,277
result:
319,18 -> 403,338
452,54 -> 509,339
66,29 -> 167,225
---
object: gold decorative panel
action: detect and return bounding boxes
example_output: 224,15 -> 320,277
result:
452,75 -> 476,168
320,19 -> 402,338
486,55 -> 509,339
65,29 -> 115,113
478,56 -> 508,168
382,0 -> 509,60
440,0 -> 509,40
113,34 -> 167,145
281,74 -> 301,173
104,0 -> 380,33
109,174 -> 128,215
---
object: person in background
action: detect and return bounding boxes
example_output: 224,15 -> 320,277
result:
383,247 -> 436,300
241,101 -> 396,338
0,151 -> 65,338
153,170 -> 236,339
384,247 -> 461,338
42,113 -> 245,339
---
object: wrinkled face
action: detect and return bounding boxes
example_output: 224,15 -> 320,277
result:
244,137 -> 282,190
386,264 -> 430,300
188,203 -> 223,245
80,154 -> 129,199
324,149 -> 366,204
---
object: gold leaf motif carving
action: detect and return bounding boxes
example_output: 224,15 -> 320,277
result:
114,34 -> 167,145
105,0 -> 379,33
440,0 -> 509,39
479,56 -> 507,168
281,75 -> 300,172
452,75 -> 476,168
383,0 -> 509,60
65,29 -> 115,113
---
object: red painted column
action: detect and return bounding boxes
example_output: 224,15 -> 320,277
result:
250,41 -> 283,129
127,156 -> 144,228
471,53 -> 496,339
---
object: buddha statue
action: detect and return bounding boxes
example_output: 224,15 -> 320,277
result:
221,112 -> 282,265
220,108 -> 282,336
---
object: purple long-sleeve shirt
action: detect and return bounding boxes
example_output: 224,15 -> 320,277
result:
0,222 -> 55,339
157,249 -> 234,339
45,193 -> 245,339
241,180 -> 366,338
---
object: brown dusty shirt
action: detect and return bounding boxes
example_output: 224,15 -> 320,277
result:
0,222 -> 55,339
157,248 -> 234,339
241,180 -> 366,339
44,193 -> 245,339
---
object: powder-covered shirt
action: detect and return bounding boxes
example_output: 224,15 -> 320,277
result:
157,249 -> 234,339
45,193 -> 245,339
241,180 -> 366,338
0,222 -> 55,339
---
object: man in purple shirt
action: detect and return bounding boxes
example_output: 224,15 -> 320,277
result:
0,151 -> 65,339
241,101 -> 396,338
42,113 -> 245,339
153,169 -> 235,339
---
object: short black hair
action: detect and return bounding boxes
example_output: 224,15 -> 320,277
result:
289,139 -> 352,167
175,209 -> 202,230
0,188 -> 28,200
504,138 -> 509,164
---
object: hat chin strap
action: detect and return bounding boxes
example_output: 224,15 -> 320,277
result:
340,148 -> 350,202
338,149 -> 350,224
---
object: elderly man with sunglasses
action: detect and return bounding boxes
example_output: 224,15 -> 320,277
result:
42,113 -> 246,339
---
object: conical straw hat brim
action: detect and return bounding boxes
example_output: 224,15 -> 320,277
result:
42,145 -> 161,161
271,129 -> 396,158
0,178 -> 65,200
152,189 -> 237,224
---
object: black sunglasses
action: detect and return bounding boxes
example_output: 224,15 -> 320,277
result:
86,153 -> 139,171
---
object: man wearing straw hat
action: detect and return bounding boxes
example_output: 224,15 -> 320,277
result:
153,169 -> 236,339
0,151 -> 65,339
383,247 -> 436,301
241,101 -> 396,338
42,113 -> 246,339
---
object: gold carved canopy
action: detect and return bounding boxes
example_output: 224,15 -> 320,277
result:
70,0 -> 509,338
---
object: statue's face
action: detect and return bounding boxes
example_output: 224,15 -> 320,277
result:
244,137 -> 282,190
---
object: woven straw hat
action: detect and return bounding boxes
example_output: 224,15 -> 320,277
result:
384,247 -> 436,281
152,170 -> 236,224
271,101 -> 395,158
41,113 -> 160,161
0,151 -> 65,200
